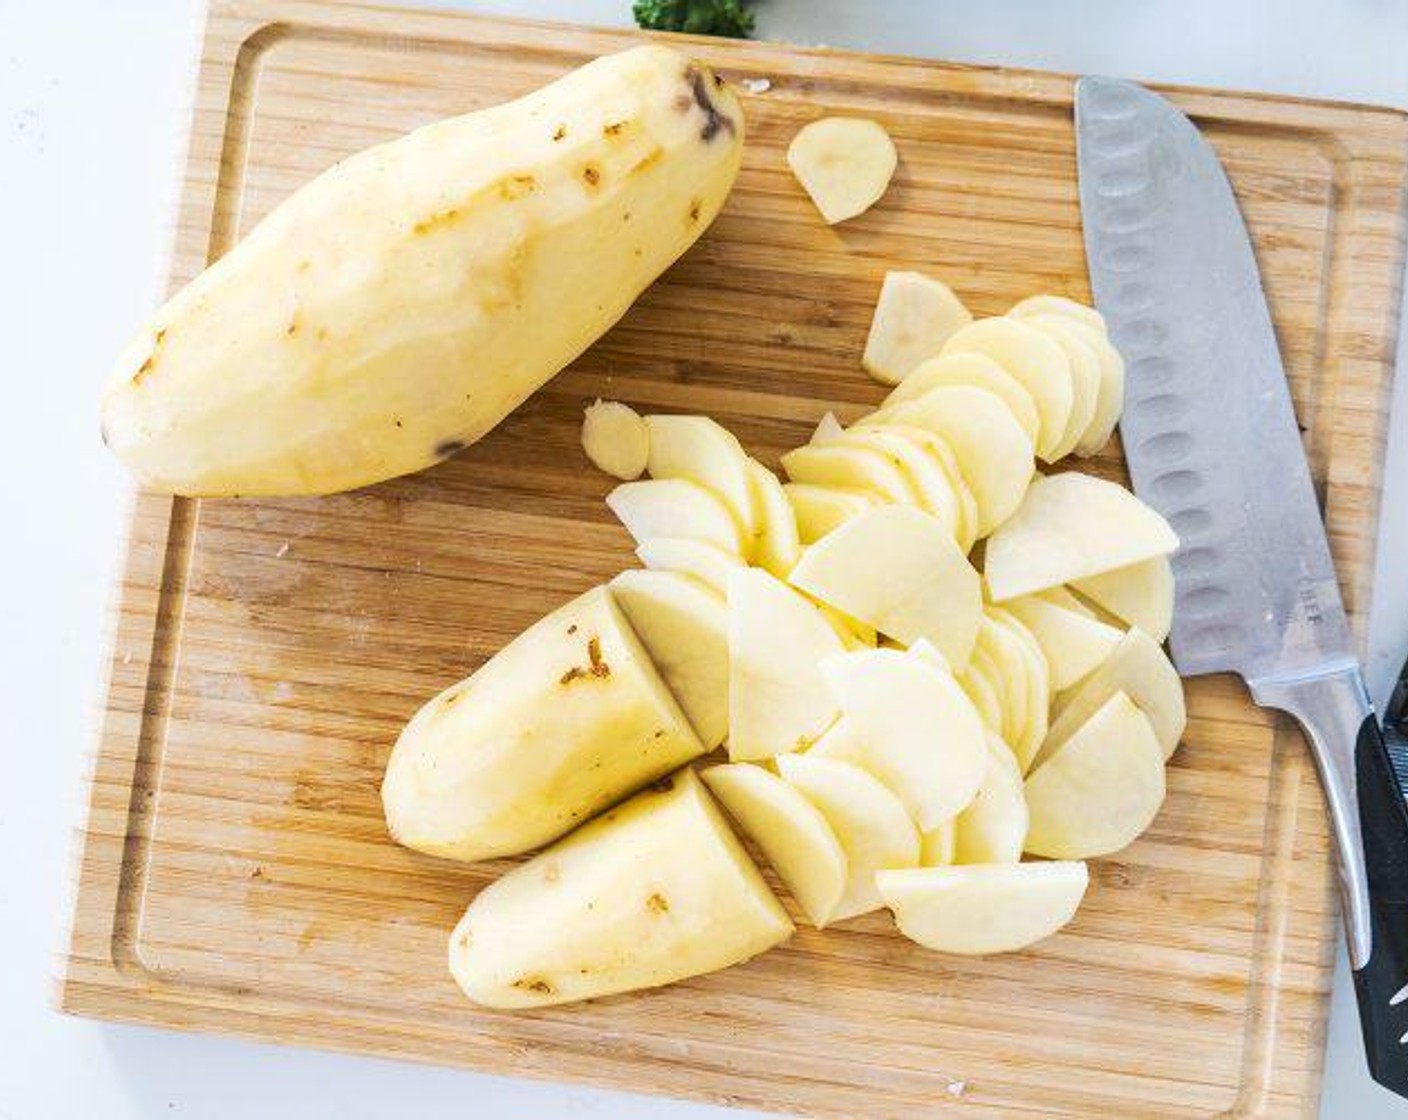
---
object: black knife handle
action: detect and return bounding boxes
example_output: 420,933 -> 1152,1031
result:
1353,710 -> 1408,1093
1251,665 -> 1408,1098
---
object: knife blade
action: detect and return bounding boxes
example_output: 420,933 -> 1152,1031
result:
1076,75 -> 1408,1097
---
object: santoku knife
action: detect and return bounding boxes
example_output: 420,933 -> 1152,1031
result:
1076,75 -> 1408,1097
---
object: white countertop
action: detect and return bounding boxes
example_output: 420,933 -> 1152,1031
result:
3,1 -> 1407,1116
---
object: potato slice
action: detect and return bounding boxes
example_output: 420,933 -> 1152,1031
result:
920,820 -> 956,866
781,440 -> 917,505
644,414 -> 757,546
1041,627 -> 1186,763
1025,691 -> 1166,858
1021,314 -> 1102,461
810,648 -> 987,830
864,386 -> 1034,535
784,483 -> 879,544
777,754 -> 919,921
1054,320 -> 1126,457
610,569 -> 730,750
607,478 -> 745,553
811,411 -> 845,444
1070,556 -> 1174,644
727,567 -> 845,760
885,352 -> 1040,444
1004,592 -> 1123,690
746,459 -> 802,578
703,762 -> 848,928
957,648 -> 1005,737
973,615 -> 1029,758
787,117 -> 897,225
581,399 -> 649,480
449,769 -> 792,1009
953,734 -> 1029,863
876,861 -> 1089,955
635,536 -> 742,598
863,423 -> 979,550
941,318 -> 1074,462
788,505 -> 983,668
830,429 -> 961,540
1007,293 -> 1106,334
862,271 -> 974,385
984,472 -> 1178,602
985,608 -> 1051,773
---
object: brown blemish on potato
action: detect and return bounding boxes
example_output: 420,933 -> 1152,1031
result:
457,931 -> 471,950
434,438 -> 468,459
559,666 -> 589,685
652,729 -> 666,739
567,624 -> 578,635
413,208 -> 460,234
646,893 -> 669,914
441,688 -> 464,708
581,163 -> 601,189
393,418 -> 403,429
552,124 -> 567,141
684,65 -> 735,142
603,121 -> 626,137
285,313 -> 300,336
587,636 -> 609,678
650,775 -> 676,794
131,327 -> 168,385
498,174 -> 536,201
631,148 -> 663,176
513,976 -> 555,996
687,198 -> 702,223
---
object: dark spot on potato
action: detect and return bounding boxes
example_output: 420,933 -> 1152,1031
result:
458,931 -> 470,950
512,976 -> 555,996
435,438 -> 467,460
622,211 -> 631,223
652,729 -> 666,740
587,636 -> 609,678
285,315 -> 299,336
713,72 -> 724,89
133,355 -> 156,384
154,328 -> 167,344
646,893 -> 669,914
687,198 -> 702,223
567,624 -> 578,635
394,418 -> 403,428
581,164 -> 601,189
441,689 -> 462,707
552,124 -> 567,141
560,665 -> 588,685
685,65 -> 736,142
633,248 -> 643,257
498,174 -> 536,201
650,775 -> 676,794
249,865 -> 264,880
413,208 -> 460,234
603,121 -> 625,137
631,148 -> 662,176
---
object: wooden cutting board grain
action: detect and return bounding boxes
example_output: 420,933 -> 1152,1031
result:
62,2 -> 1408,1116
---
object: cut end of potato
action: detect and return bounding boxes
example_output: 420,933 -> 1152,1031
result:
863,271 -> 974,385
581,399 -> 649,480
787,117 -> 897,225
877,861 -> 1088,955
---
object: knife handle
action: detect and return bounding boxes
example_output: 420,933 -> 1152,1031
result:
1251,665 -> 1408,1095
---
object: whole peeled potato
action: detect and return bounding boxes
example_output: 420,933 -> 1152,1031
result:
102,45 -> 744,496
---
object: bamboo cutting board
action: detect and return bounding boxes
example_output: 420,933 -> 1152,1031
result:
62,2 -> 1408,1116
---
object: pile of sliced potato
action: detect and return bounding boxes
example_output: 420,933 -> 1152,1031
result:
383,277 -> 1186,1009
